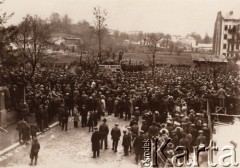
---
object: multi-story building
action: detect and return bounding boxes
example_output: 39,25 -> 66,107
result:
213,11 -> 240,59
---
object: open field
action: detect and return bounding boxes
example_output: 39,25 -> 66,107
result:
41,52 -> 194,66
122,52 -> 193,65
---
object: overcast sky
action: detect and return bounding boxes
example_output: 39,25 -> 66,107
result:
2,0 -> 240,37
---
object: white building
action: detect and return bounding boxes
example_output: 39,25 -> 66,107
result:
171,35 -> 197,51
213,11 -> 240,59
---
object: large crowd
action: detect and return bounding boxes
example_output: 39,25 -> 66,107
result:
0,63 -> 240,166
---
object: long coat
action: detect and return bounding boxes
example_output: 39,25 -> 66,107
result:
133,134 -> 144,154
122,134 -> 131,147
91,131 -> 101,151
111,127 -> 121,140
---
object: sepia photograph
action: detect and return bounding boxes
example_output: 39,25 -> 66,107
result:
0,0 -> 240,167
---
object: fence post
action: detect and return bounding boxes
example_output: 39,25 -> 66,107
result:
207,98 -> 213,140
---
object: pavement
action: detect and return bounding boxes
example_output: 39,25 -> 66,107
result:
0,115 -> 141,168
0,121 -> 59,157
0,123 -> 19,151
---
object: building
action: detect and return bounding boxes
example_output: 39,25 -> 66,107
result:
193,43 -> 213,53
213,11 -> 240,59
171,35 -> 197,51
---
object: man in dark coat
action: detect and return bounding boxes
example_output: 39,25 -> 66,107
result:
111,123 -> 121,152
62,108 -> 69,131
30,138 -> 40,165
16,118 -> 27,142
122,130 -> 131,156
81,105 -> 88,127
99,118 -> 109,150
196,130 -> 207,146
30,122 -> 38,139
148,122 -> 159,139
22,122 -> 30,144
133,130 -> 144,164
91,127 -> 101,158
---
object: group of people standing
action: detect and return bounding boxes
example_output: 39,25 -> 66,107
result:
0,62 -> 239,166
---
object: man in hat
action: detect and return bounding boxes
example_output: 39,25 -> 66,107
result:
133,130 -> 144,164
99,118 -> 109,150
29,121 -> 38,139
91,127 -> 101,158
62,106 -> 69,131
196,130 -> 207,146
16,118 -> 27,142
131,122 -> 139,141
81,105 -> 88,127
148,122 -> 159,139
122,130 -> 131,156
30,137 -> 40,166
111,123 -> 121,152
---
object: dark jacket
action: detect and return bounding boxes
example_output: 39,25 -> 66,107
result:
133,134 -> 144,153
91,131 -> 101,151
111,127 -> 121,140
122,133 -> 131,147
99,123 -> 109,136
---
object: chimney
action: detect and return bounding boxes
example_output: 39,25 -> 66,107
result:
229,11 -> 233,15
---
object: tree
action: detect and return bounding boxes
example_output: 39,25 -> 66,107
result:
0,0 -> 14,26
164,34 -> 171,51
62,14 -> 72,33
0,0 -> 14,64
146,33 -> 164,84
203,33 -> 211,44
14,15 -> 52,77
189,32 -> 202,45
93,6 -> 107,63
50,12 -> 61,32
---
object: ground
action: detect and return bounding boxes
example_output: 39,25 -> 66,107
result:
0,115 -> 140,168
1,115 -> 239,168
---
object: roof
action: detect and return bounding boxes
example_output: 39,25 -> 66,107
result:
192,54 -> 228,63
222,11 -> 240,21
197,43 -> 213,48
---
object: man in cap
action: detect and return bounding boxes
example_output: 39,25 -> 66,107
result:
29,121 -> 38,139
62,106 -> 69,131
111,123 -> 121,152
196,130 -> 207,146
122,130 -> 131,156
16,118 -> 27,142
91,127 -> 101,158
99,118 -> 109,150
81,105 -> 88,127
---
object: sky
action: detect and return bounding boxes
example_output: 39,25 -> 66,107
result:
2,0 -> 240,37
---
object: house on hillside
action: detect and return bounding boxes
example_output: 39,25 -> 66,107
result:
171,35 -> 197,51
50,36 -> 83,52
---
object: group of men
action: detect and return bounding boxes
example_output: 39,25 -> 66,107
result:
0,62 -> 239,166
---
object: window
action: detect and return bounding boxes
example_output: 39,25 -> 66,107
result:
237,44 -> 239,50
224,25 -> 228,30
223,44 -> 227,49
224,34 -> 227,39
